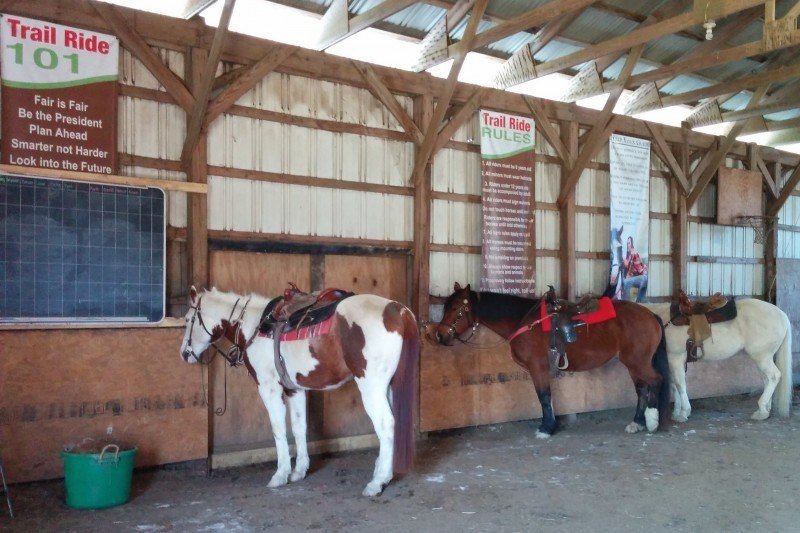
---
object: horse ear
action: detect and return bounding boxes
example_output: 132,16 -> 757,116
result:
454,282 -> 462,291
620,224 -> 623,234
465,284 -> 471,292
189,285 -> 198,304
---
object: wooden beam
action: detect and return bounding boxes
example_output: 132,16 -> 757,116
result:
757,127 -> 800,147
0,164 -> 205,193
658,63 -> 800,110
206,45 -> 297,125
432,88 -> 487,153
560,120 -> 578,300
180,0 -> 237,167
687,85 -> 770,208
316,0 -> 418,51
187,47 -> 210,290
412,0 -> 488,180
673,126 -> 690,293
413,0 -> 475,72
646,122 -> 689,195
767,163 -> 800,217
353,61 -> 424,145
749,144 -> 780,198
526,3 -> 771,81
493,9 -> 584,88
524,96 -> 572,167
412,94 -> 433,320
92,2 -> 195,112
557,45 -> 643,206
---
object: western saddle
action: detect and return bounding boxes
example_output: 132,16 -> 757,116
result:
544,286 -> 600,371
670,290 -> 736,362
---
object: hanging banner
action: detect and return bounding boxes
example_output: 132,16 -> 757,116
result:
609,134 -> 650,302
479,110 -> 535,296
0,14 -> 119,174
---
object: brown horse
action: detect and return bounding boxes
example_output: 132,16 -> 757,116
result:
435,283 -> 670,437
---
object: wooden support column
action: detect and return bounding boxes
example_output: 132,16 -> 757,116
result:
673,124 -> 690,294
560,120 -> 578,300
765,214 -> 777,302
188,47 -> 209,289
412,94 -> 433,320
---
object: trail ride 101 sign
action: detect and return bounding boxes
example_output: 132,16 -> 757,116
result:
0,14 -> 119,174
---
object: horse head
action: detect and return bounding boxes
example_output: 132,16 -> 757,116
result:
436,282 -> 480,346
180,286 -> 228,363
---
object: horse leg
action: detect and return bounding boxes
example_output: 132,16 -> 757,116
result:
257,384 -> 292,488
668,353 -> 691,422
286,391 -> 309,482
356,378 -> 395,497
749,351 -> 782,421
626,382 -> 649,433
528,360 -> 557,439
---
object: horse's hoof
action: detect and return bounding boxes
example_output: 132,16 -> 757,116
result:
362,482 -> 384,497
644,408 -> 658,432
672,414 -> 688,423
625,422 -> 645,434
267,472 -> 290,488
535,430 -> 552,440
290,468 -> 308,482
751,410 -> 770,421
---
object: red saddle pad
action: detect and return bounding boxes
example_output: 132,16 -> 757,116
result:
540,296 -> 617,332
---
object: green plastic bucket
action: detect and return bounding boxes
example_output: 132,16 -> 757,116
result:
61,444 -> 137,509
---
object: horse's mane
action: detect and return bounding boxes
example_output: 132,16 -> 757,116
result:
201,288 -> 273,318
477,291 -> 540,322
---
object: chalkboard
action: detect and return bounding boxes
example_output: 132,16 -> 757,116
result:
0,174 -> 165,323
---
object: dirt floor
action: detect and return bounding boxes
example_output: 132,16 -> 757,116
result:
4,390 -> 800,532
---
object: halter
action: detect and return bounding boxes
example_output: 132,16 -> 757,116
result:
185,295 -> 253,368
443,296 -> 481,343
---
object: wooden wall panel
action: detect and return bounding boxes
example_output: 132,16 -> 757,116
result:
0,327 -> 206,483
208,251 -> 310,453
421,328 -> 762,432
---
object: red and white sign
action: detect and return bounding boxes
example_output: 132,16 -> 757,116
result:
0,14 -> 119,174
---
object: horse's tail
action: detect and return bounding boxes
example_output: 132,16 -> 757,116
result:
774,310 -> 793,418
391,308 -> 420,474
652,315 -> 671,430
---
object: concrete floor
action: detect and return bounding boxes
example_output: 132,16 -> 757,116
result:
4,390 -> 800,532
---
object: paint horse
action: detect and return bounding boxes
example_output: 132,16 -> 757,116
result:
436,283 -> 670,437
646,298 -> 792,422
179,286 -> 419,496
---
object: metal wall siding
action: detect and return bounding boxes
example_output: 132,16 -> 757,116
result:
650,219 -> 671,255
121,166 -> 187,228
432,149 -> 481,195
535,161 -> 560,204
576,168 -> 609,207
575,259 -> 608,296
429,252 -> 482,296
119,96 -> 185,160
120,48 -> 185,90
452,115 -> 480,143
649,260 -> 671,297
431,200 -> 481,246
576,213 -> 609,252
650,176 -> 670,213
535,210 -> 559,250
537,257 -> 560,294
535,126 -> 558,158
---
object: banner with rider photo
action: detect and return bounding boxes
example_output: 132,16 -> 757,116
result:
478,110 -> 535,296
609,134 -> 650,302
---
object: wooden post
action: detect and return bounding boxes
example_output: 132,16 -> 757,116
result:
673,124 -> 690,295
412,94 -> 433,319
187,47 -> 209,289
560,120 -> 578,299
765,215 -> 777,303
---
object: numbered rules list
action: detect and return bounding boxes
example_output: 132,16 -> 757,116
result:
479,110 -> 536,296
0,14 -> 119,174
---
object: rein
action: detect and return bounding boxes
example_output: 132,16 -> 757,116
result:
446,294 -> 552,348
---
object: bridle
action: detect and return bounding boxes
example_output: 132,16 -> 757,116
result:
184,294 -> 253,368
443,295 -> 481,343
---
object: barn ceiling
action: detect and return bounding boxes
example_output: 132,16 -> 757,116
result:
112,0 -> 800,147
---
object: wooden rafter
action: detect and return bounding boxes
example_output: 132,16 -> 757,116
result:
433,88 -> 487,153
316,0 -> 418,51
412,0 -> 488,181
767,162 -> 800,217
180,0 -> 237,167
686,85 -> 770,209
93,2 -> 195,112
756,127 -> 800,147
493,9 -> 584,89
748,143 -> 779,198
523,96 -> 572,168
701,79 -> 800,131
413,0 -> 475,72
557,45 -> 644,206
430,0 -> 597,75
560,0 -> 693,102
353,61 -> 423,145
531,1 -> 769,81
206,46 -> 297,125
646,122 -> 689,195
